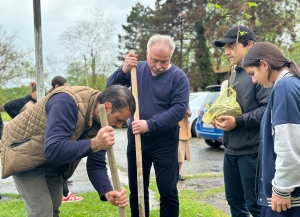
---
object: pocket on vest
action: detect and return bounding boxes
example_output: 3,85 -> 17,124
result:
9,137 -> 32,148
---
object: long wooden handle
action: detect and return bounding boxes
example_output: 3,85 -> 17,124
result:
130,50 -> 145,217
98,104 -> 126,217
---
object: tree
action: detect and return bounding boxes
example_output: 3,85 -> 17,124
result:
118,3 -> 153,62
120,0 -> 300,90
0,25 -> 35,88
65,61 -> 108,91
188,22 -> 216,91
60,9 -> 117,90
0,85 -> 33,105
188,0 -> 300,72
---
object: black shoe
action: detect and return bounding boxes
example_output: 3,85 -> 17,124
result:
178,174 -> 185,181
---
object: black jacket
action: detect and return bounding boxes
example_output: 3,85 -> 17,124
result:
223,66 -> 272,155
4,95 -> 36,119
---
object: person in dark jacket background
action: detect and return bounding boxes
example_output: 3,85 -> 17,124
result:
214,26 -> 272,217
4,81 -> 37,119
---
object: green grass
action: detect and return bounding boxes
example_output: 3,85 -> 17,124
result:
0,178 -> 229,217
149,180 -> 229,217
1,112 -> 11,122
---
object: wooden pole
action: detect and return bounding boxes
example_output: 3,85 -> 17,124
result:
98,104 -> 126,217
33,0 -> 44,101
130,50 -> 145,217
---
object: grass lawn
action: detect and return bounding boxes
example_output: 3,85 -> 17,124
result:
1,112 -> 11,122
0,180 -> 229,217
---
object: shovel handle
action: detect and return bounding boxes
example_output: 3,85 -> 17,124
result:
98,104 -> 126,217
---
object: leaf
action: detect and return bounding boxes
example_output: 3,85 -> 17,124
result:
247,2 -> 258,7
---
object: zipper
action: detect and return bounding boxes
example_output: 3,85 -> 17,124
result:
9,137 -> 32,148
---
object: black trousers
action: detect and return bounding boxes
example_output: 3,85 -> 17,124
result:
127,126 -> 179,217
62,178 -> 69,197
224,153 -> 261,217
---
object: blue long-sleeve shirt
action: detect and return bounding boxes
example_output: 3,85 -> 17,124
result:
44,93 -> 112,200
106,61 -> 190,132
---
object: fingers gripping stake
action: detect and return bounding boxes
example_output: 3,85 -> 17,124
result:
98,104 -> 126,217
130,50 -> 145,217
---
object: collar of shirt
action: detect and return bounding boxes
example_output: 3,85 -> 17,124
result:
274,69 -> 293,86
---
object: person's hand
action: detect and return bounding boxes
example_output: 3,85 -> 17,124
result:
105,187 -> 128,207
214,115 -> 236,131
271,192 -> 291,212
132,120 -> 149,134
122,52 -> 138,73
91,126 -> 115,152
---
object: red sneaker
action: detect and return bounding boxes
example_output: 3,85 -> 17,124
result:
62,192 -> 83,202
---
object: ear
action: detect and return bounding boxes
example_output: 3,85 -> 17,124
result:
54,84 -> 59,89
260,60 -> 268,69
246,40 -> 254,50
103,102 -> 112,113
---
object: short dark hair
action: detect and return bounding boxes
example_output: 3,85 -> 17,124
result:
49,76 -> 68,93
98,85 -> 136,115
51,76 -> 67,87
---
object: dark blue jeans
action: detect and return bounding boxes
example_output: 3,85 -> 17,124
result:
127,126 -> 179,217
223,153 -> 261,217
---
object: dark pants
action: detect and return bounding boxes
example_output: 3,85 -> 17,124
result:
224,153 -> 261,217
12,166 -> 62,217
261,206 -> 300,217
127,126 -> 179,217
62,178 -> 69,197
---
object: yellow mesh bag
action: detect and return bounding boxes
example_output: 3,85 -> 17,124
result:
202,87 -> 242,124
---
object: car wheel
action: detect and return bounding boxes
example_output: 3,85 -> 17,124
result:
191,119 -> 197,138
204,139 -> 222,148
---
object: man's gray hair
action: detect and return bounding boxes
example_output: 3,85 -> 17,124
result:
147,34 -> 176,56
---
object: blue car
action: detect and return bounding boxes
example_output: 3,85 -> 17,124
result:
196,85 -> 224,148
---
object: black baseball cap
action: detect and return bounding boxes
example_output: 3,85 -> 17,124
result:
214,26 -> 256,47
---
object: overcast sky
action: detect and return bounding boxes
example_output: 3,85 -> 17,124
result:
0,0 -> 155,59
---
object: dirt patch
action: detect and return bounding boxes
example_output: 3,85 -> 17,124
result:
177,177 -> 230,216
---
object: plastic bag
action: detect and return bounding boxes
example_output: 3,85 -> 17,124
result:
202,87 -> 242,124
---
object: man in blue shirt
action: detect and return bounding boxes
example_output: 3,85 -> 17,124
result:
107,34 -> 190,217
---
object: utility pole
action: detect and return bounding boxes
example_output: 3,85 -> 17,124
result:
33,0 -> 44,101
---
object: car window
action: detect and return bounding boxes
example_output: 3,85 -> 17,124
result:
201,92 -> 220,109
189,92 -> 209,107
189,95 -> 198,101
